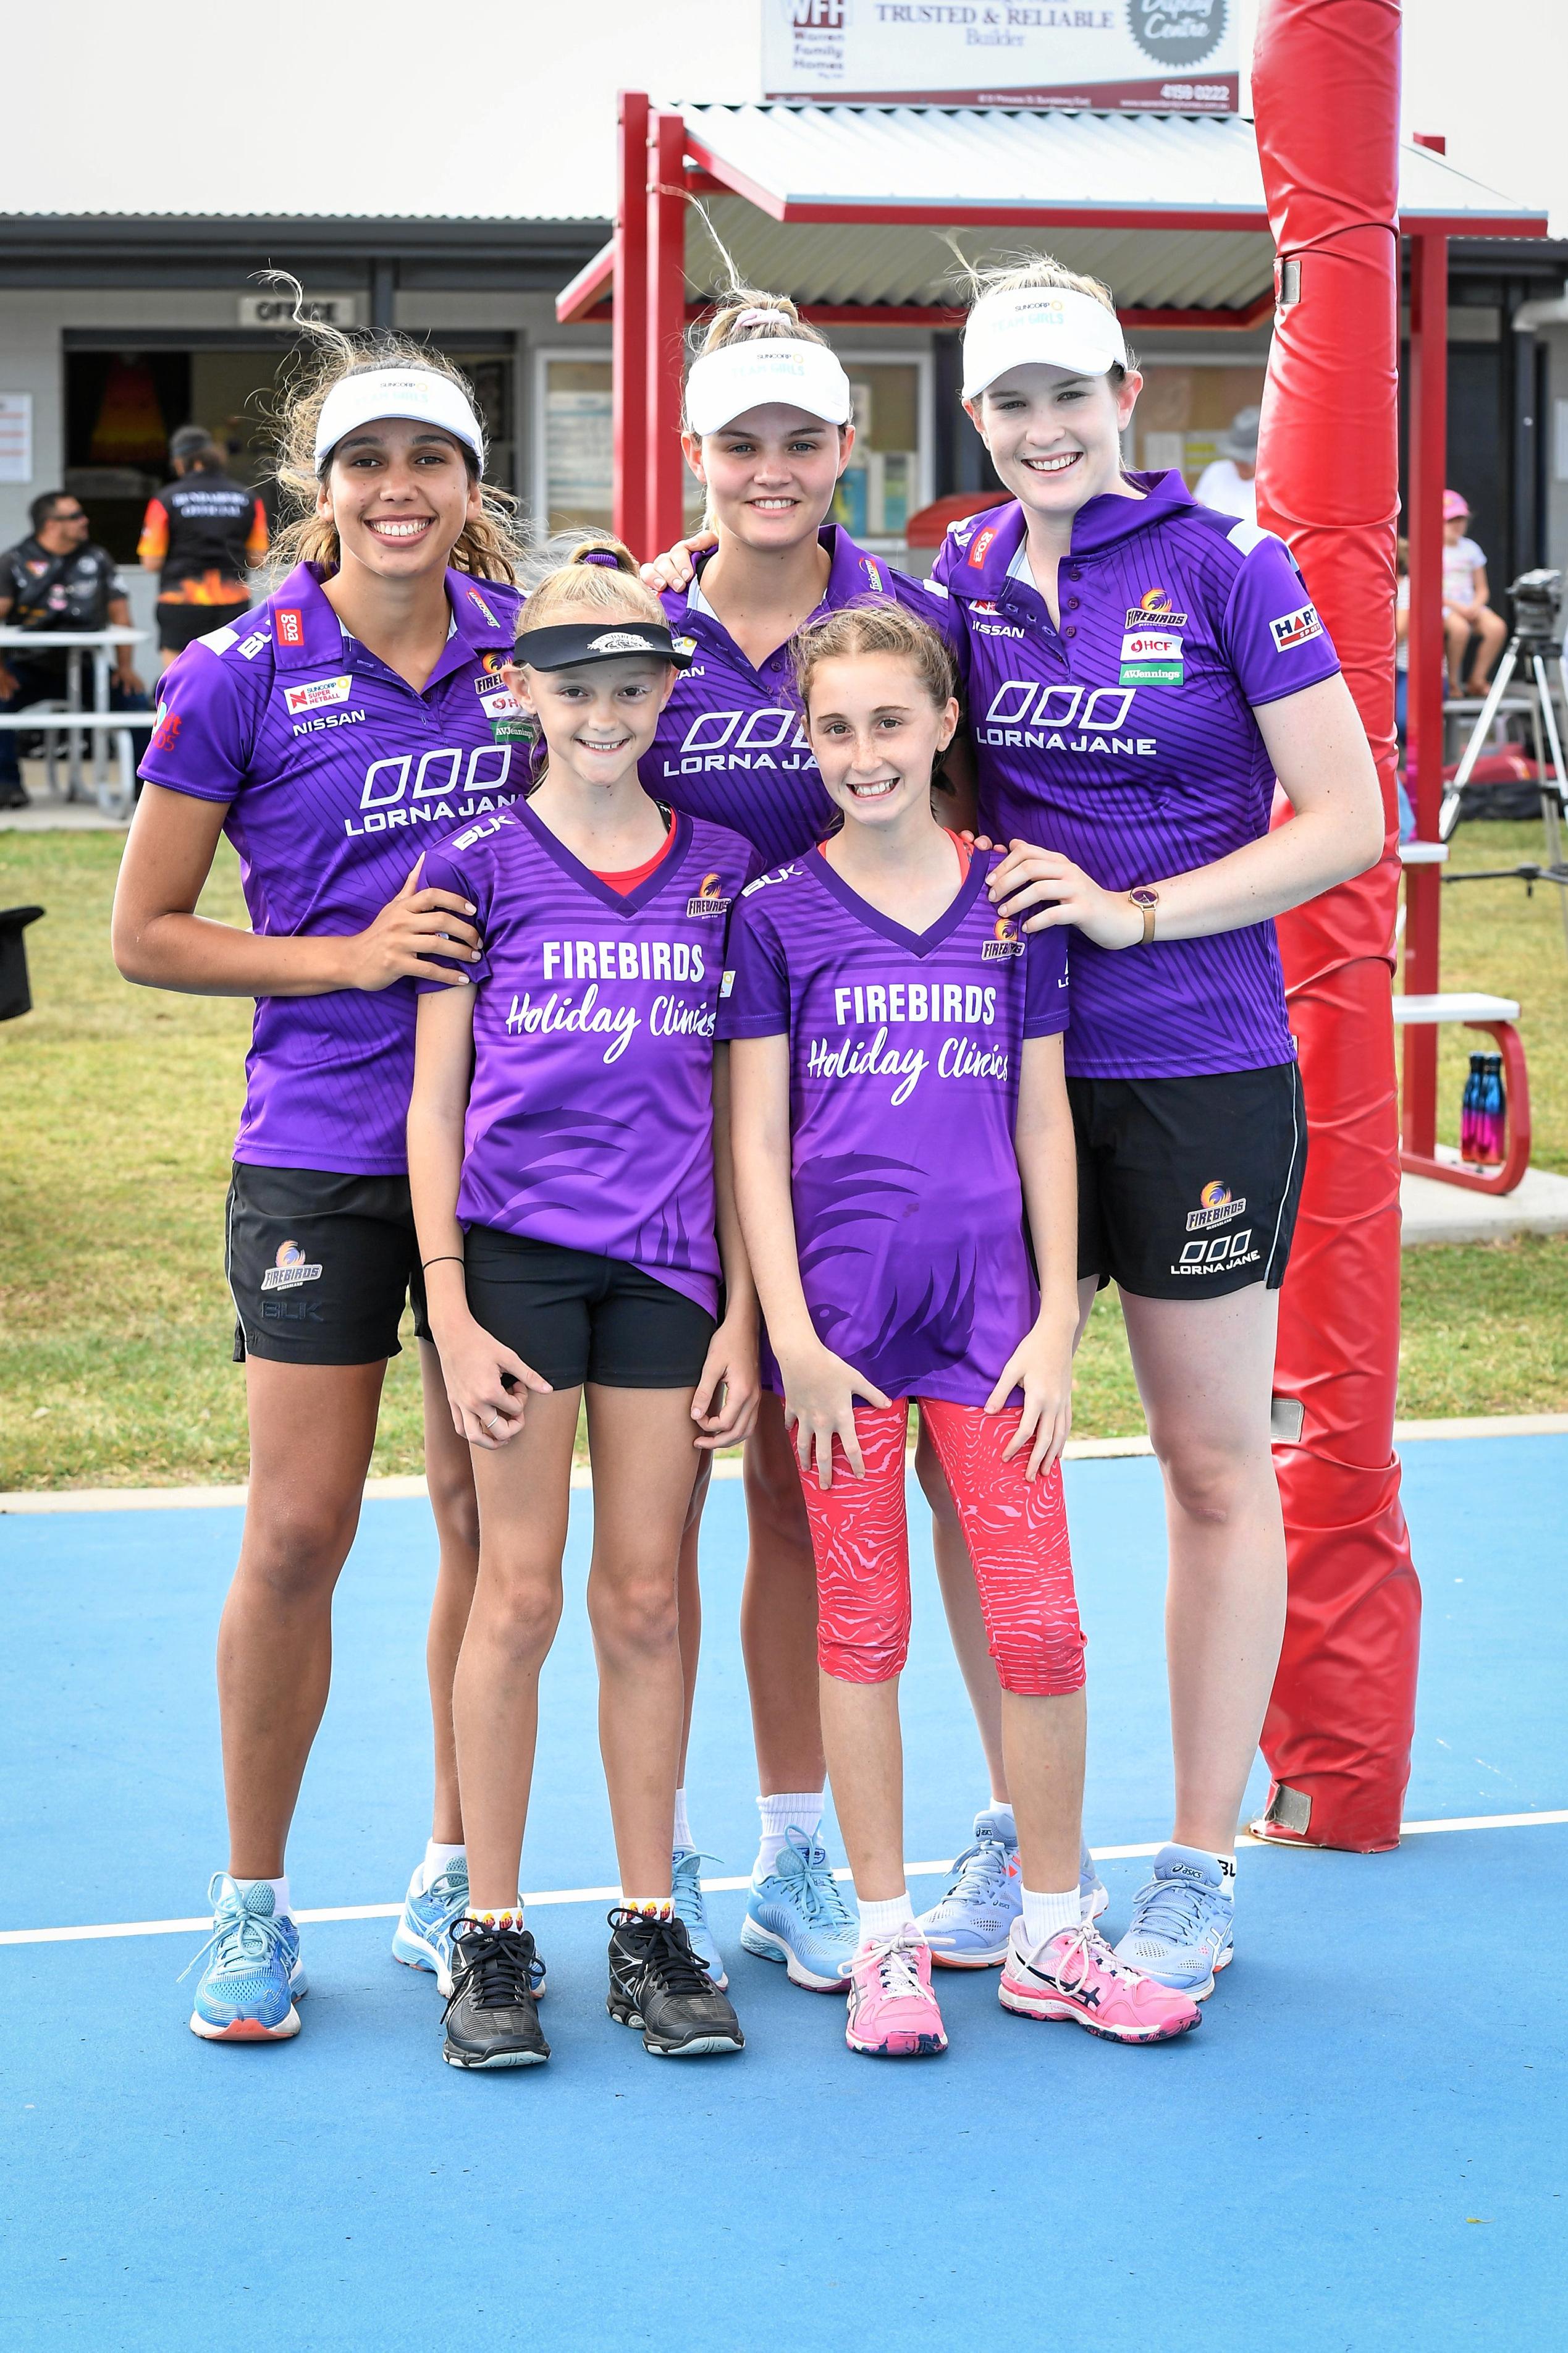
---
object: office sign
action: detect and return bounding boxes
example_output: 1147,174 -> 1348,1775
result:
763,1 -> 1237,113
237,293 -> 362,329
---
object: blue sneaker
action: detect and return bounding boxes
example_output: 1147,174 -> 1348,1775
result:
741,1826 -> 858,1991
1113,1844 -> 1235,1999
918,1811 -> 1108,1968
392,1853 -> 472,1997
183,1874 -> 306,2040
672,1848 -> 728,1989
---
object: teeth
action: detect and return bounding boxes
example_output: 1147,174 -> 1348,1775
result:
1025,454 -> 1079,472
371,520 -> 430,537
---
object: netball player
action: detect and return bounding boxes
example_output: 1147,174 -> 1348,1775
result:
408,541 -> 756,2066
935,259 -> 1384,1995
113,332 -> 527,2040
724,601 -> 1201,2055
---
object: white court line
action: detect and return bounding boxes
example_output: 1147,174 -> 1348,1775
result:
4,1809 -> 1564,1950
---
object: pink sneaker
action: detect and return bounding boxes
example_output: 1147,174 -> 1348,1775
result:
845,1930 -> 948,2058
999,1918 -> 1202,2044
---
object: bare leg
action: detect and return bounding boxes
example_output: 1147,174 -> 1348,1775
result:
1465,607 -> 1507,694
419,1338 -> 480,1847
914,1426 -> 1008,1803
677,1451 -> 713,1787
819,1675 -> 906,1902
1443,607 -> 1470,696
1000,1689 -> 1087,1896
740,1393 -> 825,1793
1120,1284 -> 1287,1857
584,1384 -> 710,1898
219,1358 -> 386,1880
453,1390 -> 580,1909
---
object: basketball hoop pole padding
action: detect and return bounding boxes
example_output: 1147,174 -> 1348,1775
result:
1250,0 -> 1421,1851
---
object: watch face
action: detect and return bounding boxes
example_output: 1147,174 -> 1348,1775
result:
1131,887 -> 1158,908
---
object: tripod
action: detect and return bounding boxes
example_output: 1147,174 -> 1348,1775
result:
1438,616 -> 1568,957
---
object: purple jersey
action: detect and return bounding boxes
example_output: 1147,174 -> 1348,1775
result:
932,473 -> 1342,1081
137,560 -> 525,1175
644,526 -> 961,869
419,803 -> 755,1314
718,847 -> 1070,1408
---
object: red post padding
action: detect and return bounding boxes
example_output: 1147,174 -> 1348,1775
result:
1251,0 -> 1422,1851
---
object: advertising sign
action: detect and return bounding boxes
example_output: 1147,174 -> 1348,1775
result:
763,1 -> 1237,114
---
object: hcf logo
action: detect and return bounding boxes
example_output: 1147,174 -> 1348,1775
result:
358,743 -> 514,809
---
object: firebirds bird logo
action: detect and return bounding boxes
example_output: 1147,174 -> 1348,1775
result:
982,913 -> 1025,961
686,871 -> 733,919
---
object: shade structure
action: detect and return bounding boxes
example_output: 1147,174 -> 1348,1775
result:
569,78 -> 1548,1850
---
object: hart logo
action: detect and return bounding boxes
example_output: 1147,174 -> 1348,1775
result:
261,1239 -> 323,1291
275,608 -> 304,646
1186,1179 -> 1246,1231
982,913 -> 1024,961
687,871 -> 732,918
283,675 -> 353,716
1270,602 -> 1323,652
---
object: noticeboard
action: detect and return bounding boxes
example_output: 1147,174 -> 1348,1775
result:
762,1 -> 1237,114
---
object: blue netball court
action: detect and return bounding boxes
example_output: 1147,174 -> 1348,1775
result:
3,1431 -> 1564,2351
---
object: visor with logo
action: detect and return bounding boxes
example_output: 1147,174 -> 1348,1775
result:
962,287 -> 1128,401
513,622 -> 694,672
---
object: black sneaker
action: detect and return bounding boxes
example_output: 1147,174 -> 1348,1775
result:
605,1907 -> 745,2056
441,1919 -> 549,2070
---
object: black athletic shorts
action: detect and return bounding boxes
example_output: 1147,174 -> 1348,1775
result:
158,599 -> 250,654
463,1227 -> 716,1390
226,1162 -> 430,1366
1069,1062 -> 1307,1303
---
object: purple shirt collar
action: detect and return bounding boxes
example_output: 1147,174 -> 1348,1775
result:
681,525 -> 899,645
268,560 -> 513,680
952,470 -> 1200,598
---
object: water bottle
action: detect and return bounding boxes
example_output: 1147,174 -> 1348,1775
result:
1461,1050 -> 1486,1164
1481,1053 -> 1507,1164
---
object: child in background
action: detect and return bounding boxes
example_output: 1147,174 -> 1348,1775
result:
1441,490 -> 1506,697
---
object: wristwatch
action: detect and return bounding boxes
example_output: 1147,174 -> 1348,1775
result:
1129,885 -> 1160,945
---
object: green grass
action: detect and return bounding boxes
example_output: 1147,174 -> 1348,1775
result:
1,820 -> 1564,1489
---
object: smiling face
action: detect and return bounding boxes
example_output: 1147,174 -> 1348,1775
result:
805,651 -> 958,835
966,361 -> 1142,522
681,402 -> 854,552
508,649 -> 676,793
316,416 -> 481,583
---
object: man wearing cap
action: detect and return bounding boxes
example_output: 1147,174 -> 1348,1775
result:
1194,408 -> 1260,523
138,428 -> 270,672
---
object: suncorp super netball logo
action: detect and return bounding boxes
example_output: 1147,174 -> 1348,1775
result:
1127,0 -> 1227,69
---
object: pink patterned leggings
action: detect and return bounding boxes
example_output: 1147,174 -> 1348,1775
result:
796,1398 -> 1085,1698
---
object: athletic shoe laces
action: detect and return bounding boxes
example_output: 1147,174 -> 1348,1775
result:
778,1826 -> 856,1929
938,1835 -> 1010,1911
671,1849 -> 719,1935
178,1876 -> 293,1985
1038,1921 -> 1131,1995
862,1929 -> 930,2003
1127,1872 -> 1224,1952
444,1922 -> 543,2016
611,1910 -> 715,1998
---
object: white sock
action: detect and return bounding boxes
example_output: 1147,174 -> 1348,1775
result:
232,1874 -> 290,1920
1021,1885 -> 1080,1945
980,1800 -> 1017,1845
1214,1851 -> 1238,1898
468,1899 -> 525,1929
672,1787 -> 693,1851
858,1890 -> 918,1945
418,1840 -> 465,1895
754,1790 -> 824,1879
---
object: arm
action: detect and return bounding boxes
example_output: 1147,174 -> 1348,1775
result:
728,1033 -> 888,1485
108,594 -> 143,693
988,672 -> 1386,950
111,784 -> 484,997
689,1043 -> 762,1451
639,529 -> 719,594
984,1033 -> 1077,1477
407,986 -> 550,1448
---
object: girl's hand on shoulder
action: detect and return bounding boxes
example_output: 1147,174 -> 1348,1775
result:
777,1341 -> 890,1490
988,839 -> 1143,950
985,1319 -> 1074,1480
432,1311 -> 552,1448
638,530 -> 719,594
691,1312 -> 762,1451
342,856 -> 484,992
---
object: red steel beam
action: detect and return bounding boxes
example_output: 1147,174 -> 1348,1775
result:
1402,230 -> 1449,1157
646,107 -> 689,562
612,91 -> 650,552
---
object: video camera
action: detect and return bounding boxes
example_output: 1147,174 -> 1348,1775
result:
1506,567 -> 1564,646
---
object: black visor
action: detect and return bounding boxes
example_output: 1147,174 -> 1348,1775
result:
514,622 -> 693,672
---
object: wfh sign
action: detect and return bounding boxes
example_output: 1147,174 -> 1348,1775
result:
762,1 -> 1237,112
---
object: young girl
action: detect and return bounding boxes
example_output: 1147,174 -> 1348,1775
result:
407,541 -> 758,2069
113,323 -> 529,2042
938,256 -> 1384,1994
723,602 -> 1202,2055
639,290 -> 1095,1999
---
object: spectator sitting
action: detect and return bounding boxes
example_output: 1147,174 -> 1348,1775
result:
137,427 -> 269,672
0,491 -> 147,811
1441,489 -> 1506,698
1394,536 -> 1415,841
1194,406 -> 1259,523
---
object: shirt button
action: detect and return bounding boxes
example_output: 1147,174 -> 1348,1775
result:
1063,624 -> 1077,638
1067,567 -> 1082,580
1066,596 -> 1081,610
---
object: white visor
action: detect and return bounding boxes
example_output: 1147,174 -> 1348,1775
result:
685,338 -> 853,437
961,287 -> 1128,402
314,366 -> 485,471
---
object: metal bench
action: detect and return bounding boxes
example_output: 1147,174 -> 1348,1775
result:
0,709 -> 154,815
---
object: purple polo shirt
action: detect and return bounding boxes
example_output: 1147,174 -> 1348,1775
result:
419,803 -> 756,1313
136,561 -> 525,1175
718,847 -> 1071,1407
644,525 -> 962,869
932,474 -> 1342,1079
